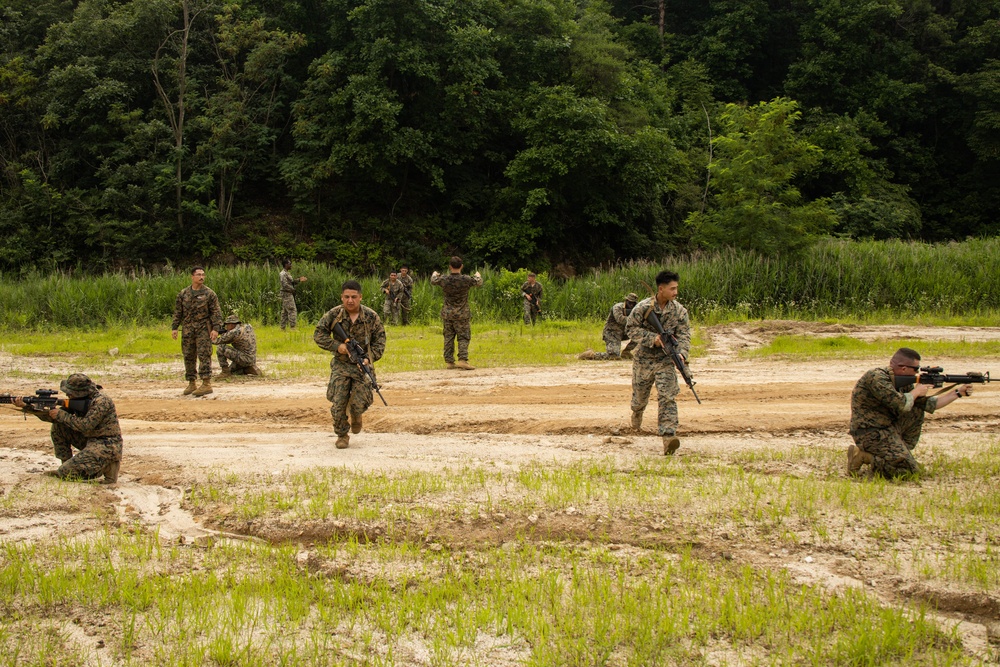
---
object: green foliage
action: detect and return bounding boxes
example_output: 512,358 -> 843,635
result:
687,98 -> 836,255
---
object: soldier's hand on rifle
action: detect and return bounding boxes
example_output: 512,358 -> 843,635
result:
13,397 -> 25,408
210,330 -> 219,343
171,329 -> 178,340
47,408 -> 59,420
653,336 -> 665,348
338,342 -> 349,355
910,383 -> 929,398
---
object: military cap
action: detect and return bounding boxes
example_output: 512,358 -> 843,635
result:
60,373 -> 97,397
625,292 -> 639,303
224,314 -> 241,325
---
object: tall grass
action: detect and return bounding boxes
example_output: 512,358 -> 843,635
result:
3,238 -> 1000,330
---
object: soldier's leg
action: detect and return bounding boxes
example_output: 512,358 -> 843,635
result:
400,298 -> 410,325
630,359 -> 655,413
442,319 -> 457,364
857,429 -> 920,479
604,334 -> 622,358
348,376 -> 375,422
622,339 -> 638,357
181,332 -> 198,381
654,365 -> 681,436
217,343 -> 231,371
279,299 -> 288,330
390,302 -> 400,326
286,296 -> 298,329
897,409 -> 926,451
326,372 -> 353,436
523,301 -> 533,326
383,301 -> 393,324
456,319 -> 472,361
228,349 -> 256,374
195,329 -> 213,379
53,437 -> 118,481
51,423 -> 85,463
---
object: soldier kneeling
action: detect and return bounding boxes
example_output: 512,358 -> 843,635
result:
16,374 -> 122,483
215,313 -> 260,377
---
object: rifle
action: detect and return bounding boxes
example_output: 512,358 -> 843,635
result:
524,291 -> 541,315
645,309 -> 702,404
332,322 -> 388,406
894,367 -> 993,392
0,389 -> 91,418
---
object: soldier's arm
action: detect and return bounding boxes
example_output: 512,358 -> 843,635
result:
430,271 -> 443,285
673,307 -> 692,359
52,395 -> 113,433
208,292 -> 223,331
313,312 -> 338,352
867,372 -> 913,413
369,314 -> 387,363
215,328 -> 236,345
472,273 -> 483,287
625,304 -> 658,348
171,291 -> 184,331
612,304 -> 627,325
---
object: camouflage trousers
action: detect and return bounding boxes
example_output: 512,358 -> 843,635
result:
280,294 -> 298,330
51,423 -> 122,480
631,356 -> 680,436
442,317 -> 472,363
398,296 -> 411,325
217,344 -> 255,372
383,299 -> 400,326
181,328 -> 213,380
593,333 -> 636,360
523,300 -> 539,325
327,362 -> 374,436
851,410 -> 925,479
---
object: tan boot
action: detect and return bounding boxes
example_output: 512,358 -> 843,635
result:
631,410 -> 644,431
192,379 -> 213,396
578,349 -> 597,360
446,362 -> 458,370
846,444 -> 873,476
455,360 -> 475,370
219,368 -> 232,378
663,436 -> 680,456
335,434 -> 350,449
350,412 -> 363,434
101,460 -> 120,484
183,380 -> 197,395
246,365 -> 261,376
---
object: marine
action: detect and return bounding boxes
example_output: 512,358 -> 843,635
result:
314,280 -> 387,449
397,266 -> 414,325
279,260 -> 307,330
171,266 -> 223,396
430,256 -> 483,370
215,314 -> 260,377
380,272 -> 404,325
520,273 -> 543,325
580,293 -> 639,360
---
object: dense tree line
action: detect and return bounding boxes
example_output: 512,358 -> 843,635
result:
1,0 -> 997,273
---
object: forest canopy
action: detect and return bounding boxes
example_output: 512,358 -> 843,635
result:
1,0 -> 998,273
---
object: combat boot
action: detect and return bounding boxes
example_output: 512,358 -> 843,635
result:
846,444 -> 873,476
192,379 -> 213,396
663,436 -> 680,456
218,367 -> 232,378
630,409 -> 644,431
183,380 -> 197,395
101,460 -> 120,484
455,360 -> 475,370
335,434 -> 350,449
246,365 -> 261,376
578,349 -> 597,360
350,411 -> 363,434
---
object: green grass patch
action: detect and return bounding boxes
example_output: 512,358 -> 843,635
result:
744,335 -> 1000,361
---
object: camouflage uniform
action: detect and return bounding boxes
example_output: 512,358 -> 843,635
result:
850,367 -> 938,478
398,273 -> 414,325
625,296 -> 691,436
279,269 -> 298,330
521,281 -> 543,325
380,278 -> 404,325
215,322 -> 257,373
171,286 -> 223,381
314,305 -> 386,436
592,300 -> 638,360
34,375 -> 123,481
430,272 -> 483,363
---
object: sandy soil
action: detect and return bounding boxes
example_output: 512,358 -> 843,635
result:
2,321 -> 1000,660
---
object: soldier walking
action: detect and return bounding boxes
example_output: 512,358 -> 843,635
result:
313,280 -> 386,449
279,260 -> 307,330
521,272 -> 543,325
431,256 -> 483,370
625,271 -> 691,456
171,266 -> 222,396
380,271 -> 404,325
398,265 -> 414,325
215,314 -> 260,377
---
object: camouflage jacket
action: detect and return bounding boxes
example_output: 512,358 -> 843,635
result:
398,273 -> 414,299
625,297 -> 691,362
602,301 -> 633,340
380,279 -> 404,302
279,270 -> 296,295
51,391 -> 122,439
216,323 -> 257,356
314,305 -> 386,367
850,367 -> 936,432
171,286 -> 223,334
521,281 -> 543,305
431,272 -> 483,320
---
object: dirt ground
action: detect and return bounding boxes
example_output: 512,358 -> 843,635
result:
2,320 -> 1000,661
